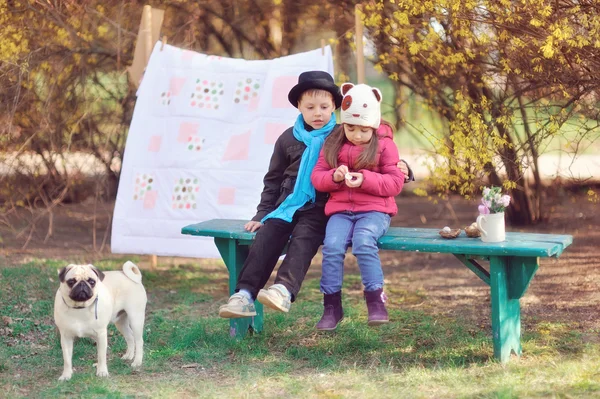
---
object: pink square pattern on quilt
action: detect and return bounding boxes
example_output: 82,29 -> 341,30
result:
222,130 -> 251,161
218,187 -> 236,205
148,136 -> 162,152
271,76 -> 297,108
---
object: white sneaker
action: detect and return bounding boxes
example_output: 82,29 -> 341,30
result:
219,293 -> 257,318
257,285 -> 291,313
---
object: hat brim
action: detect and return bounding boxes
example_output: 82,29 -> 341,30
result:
288,79 -> 343,109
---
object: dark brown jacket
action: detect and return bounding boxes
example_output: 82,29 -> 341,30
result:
252,125 -> 331,222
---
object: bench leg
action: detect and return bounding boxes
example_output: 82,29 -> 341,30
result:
490,256 -> 522,363
215,238 -> 263,338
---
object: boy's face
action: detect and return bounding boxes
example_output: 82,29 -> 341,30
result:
297,91 -> 335,130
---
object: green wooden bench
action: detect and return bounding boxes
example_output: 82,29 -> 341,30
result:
181,219 -> 573,363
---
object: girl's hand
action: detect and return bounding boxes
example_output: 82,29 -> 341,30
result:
345,172 -> 364,188
244,221 -> 263,232
333,165 -> 349,183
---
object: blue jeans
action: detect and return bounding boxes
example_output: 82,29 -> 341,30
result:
320,211 -> 391,294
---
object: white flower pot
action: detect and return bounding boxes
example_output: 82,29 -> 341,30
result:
476,212 -> 506,243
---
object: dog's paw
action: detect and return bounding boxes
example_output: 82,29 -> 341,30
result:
121,351 -> 134,361
96,368 -> 110,378
58,373 -> 72,381
131,359 -> 142,368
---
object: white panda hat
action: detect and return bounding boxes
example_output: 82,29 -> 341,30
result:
339,83 -> 382,129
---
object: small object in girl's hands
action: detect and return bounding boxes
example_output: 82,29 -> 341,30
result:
345,173 -> 353,181
439,227 -> 461,239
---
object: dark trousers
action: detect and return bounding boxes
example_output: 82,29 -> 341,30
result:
236,206 -> 328,302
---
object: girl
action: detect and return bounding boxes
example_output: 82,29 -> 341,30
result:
311,83 -> 405,330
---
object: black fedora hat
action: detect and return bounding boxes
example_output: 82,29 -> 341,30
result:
287,71 -> 343,109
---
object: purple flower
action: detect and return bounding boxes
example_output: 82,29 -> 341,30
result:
500,195 -> 511,207
478,205 -> 490,215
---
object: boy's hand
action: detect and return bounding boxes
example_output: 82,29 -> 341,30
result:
397,160 -> 412,182
345,172 -> 364,188
397,160 -> 408,176
244,221 -> 263,232
333,165 -> 349,183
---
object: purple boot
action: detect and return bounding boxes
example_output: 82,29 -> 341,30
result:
364,288 -> 389,326
316,291 -> 344,331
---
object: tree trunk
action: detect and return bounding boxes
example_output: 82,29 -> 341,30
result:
105,172 -> 119,201
333,15 -> 352,80
497,127 -> 540,225
481,86 -> 541,225
516,93 -> 544,222
280,1 -> 300,55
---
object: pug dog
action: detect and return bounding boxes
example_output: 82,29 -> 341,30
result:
54,261 -> 147,381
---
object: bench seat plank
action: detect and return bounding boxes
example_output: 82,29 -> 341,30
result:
182,219 -> 572,258
183,219 -> 255,240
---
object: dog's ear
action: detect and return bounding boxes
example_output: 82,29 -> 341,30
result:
58,265 -> 73,283
90,265 -> 105,282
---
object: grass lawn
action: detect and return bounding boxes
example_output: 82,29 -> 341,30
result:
1,257 -> 600,398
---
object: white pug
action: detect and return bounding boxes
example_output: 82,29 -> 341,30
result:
53,261 -> 147,381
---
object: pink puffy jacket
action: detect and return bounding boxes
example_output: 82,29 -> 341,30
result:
311,124 -> 405,216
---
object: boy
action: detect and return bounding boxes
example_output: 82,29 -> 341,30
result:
219,71 -> 412,318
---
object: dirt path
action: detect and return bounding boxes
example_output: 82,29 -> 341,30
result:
1,191 -> 599,334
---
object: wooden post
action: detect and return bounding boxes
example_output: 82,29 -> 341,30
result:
134,4 -> 164,269
355,4 -> 365,84
128,5 -> 164,87
141,5 -> 153,65
143,5 -> 156,271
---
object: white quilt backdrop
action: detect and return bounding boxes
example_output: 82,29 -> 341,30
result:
112,43 -> 334,258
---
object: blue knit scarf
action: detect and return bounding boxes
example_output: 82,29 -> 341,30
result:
262,113 -> 337,223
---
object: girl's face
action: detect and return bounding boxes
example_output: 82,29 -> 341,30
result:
344,124 -> 374,145
298,91 -> 335,130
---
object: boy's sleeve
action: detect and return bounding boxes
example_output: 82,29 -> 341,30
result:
311,150 -> 344,193
360,140 -> 405,197
252,135 -> 287,221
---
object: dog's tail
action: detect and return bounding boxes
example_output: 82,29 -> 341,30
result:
122,261 -> 143,284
